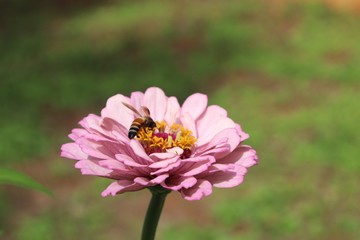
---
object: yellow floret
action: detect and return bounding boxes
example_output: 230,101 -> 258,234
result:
137,121 -> 196,155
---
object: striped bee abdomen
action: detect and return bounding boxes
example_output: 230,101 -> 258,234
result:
128,118 -> 144,139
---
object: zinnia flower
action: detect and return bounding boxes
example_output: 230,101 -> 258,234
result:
61,87 -> 258,200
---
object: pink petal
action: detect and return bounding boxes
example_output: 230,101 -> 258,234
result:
101,180 -> 144,197
196,105 -> 227,137
149,154 -> 180,168
76,138 -> 114,159
130,91 -> 145,110
61,143 -> 88,160
149,148 -> 183,175
134,174 -> 169,186
194,138 -> 230,159
101,117 -> 129,143
161,176 -> 197,191
149,150 -> 179,161
150,161 -> 182,175
181,93 -> 208,122
69,128 -> 88,141
198,145 -> 230,158
129,140 -> 153,163
143,87 -> 168,122
196,118 -> 237,147
75,160 -> 113,177
179,156 -> 215,177
115,154 -> 147,167
235,124 -> 250,142
164,96 -> 180,125
219,145 -> 258,167
180,113 -> 197,138
196,128 -> 241,158
166,147 -> 184,156
99,159 -> 126,170
210,128 -> 241,151
180,180 -> 212,200
206,164 -> 247,188
79,114 -> 102,131
79,114 -> 115,139
98,159 -> 144,179
208,163 -> 230,172
80,132 -> 116,143
101,94 -> 133,129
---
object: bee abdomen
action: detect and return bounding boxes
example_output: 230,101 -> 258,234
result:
128,129 -> 138,139
128,119 -> 143,139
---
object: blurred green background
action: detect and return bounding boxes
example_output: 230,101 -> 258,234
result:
1,0 -> 360,239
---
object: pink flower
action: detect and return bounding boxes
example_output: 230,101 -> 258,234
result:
61,87 -> 258,200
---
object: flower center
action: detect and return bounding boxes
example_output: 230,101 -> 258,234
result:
136,121 -> 196,159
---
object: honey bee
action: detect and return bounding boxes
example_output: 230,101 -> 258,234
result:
122,102 -> 156,139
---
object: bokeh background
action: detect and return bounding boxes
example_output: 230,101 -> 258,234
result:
1,0 -> 360,239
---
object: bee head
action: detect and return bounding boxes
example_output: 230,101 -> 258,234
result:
149,121 -> 156,129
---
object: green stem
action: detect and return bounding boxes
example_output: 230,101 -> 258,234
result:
141,186 -> 170,240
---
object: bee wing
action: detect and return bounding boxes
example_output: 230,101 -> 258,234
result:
139,106 -> 151,117
122,102 -> 142,117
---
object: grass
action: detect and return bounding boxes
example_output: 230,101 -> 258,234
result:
207,80 -> 360,240
1,0 -> 360,239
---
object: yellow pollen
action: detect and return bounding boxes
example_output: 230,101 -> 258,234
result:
136,121 -> 196,156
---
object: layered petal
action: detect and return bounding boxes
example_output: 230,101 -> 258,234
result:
164,96 -> 180,126
130,91 -> 145,110
218,145 -> 258,167
196,105 -> 227,137
61,143 -> 88,160
180,180 -> 212,200
205,164 -> 247,188
161,176 -> 197,191
134,174 -> 169,186
75,160 -> 113,177
144,87 -> 168,122
101,180 -> 144,197
181,93 -> 208,122
101,94 -> 133,128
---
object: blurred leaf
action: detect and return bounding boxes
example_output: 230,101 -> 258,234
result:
0,168 -> 53,196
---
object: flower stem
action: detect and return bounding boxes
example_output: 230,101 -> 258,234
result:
141,186 -> 170,240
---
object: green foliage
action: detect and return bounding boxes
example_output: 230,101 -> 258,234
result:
210,79 -> 360,240
13,178 -> 142,240
0,120 -> 50,163
3,0 -> 360,164
162,225 -> 229,240
16,215 -> 56,240
0,168 -> 52,196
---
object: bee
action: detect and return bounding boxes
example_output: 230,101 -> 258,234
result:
122,102 -> 156,139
